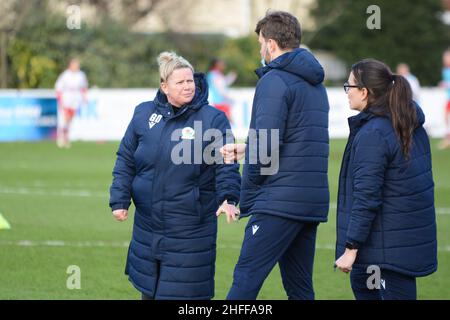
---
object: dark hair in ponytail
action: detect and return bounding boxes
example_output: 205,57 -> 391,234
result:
351,59 -> 417,157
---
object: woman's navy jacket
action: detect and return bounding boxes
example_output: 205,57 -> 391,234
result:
336,105 -> 437,277
109,73 -> 241,299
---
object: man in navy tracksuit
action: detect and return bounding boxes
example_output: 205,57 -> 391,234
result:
223,11 -> 330,300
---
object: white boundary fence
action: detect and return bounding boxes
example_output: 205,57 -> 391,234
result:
0,88 -> 447,141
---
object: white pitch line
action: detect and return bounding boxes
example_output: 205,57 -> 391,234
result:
437,208 -> 450,215
0,240 -> 129,248
0,187 -> 107,198
0,240 -> 449,252
1,187 -> 450,214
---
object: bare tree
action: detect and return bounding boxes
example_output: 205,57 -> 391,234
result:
302,1 -> 345,44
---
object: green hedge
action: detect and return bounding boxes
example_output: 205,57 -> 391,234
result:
7,8 -> 261,89
7,1 -> 449,88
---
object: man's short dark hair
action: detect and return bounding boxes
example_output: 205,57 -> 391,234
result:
255,11 -> 301,50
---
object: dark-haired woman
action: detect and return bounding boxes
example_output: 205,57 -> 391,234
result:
334,59 -> 437,300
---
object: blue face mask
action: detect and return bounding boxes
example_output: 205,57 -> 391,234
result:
261,45 -> 270,67
261,58 -> 267,67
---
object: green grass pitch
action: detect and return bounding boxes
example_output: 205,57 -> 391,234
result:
0,139 -> 448,299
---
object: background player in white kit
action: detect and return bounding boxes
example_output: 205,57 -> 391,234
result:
55,58 -> 88,148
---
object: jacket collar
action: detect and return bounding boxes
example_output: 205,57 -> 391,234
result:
348,110 -> 376,132
348,102 -> 425,132
255,48 -> 325,85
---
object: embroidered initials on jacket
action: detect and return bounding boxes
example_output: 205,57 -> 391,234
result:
149,113 -> 162,129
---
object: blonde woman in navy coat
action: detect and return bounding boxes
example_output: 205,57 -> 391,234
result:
109,52 -> 241,300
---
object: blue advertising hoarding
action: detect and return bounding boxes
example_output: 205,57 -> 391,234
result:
0,96 -> 57,141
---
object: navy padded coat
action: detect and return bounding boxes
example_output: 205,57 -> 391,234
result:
109,73 -> 241,299
335,105 -> 437,277
239,48 -> 330,222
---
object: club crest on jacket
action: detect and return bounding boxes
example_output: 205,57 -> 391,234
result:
181,127 -> 195,140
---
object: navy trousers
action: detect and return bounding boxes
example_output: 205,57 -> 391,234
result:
227,214 -> 318,300
142,293 -> 153,300
350,267 -> 417,300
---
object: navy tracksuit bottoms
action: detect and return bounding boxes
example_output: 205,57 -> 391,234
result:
227,214 -> 319,300
350,267 -> 417,300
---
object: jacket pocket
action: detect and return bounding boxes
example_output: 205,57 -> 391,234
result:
131,176 -> 153,205
193,186 -> 203,220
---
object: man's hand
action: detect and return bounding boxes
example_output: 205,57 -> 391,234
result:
216,200 -> 240,224
112,209 -> 128,222
220,143 -> 246,164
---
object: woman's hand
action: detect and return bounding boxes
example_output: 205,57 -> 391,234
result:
216,200 -> 240,224
112,209 -> 128,222
335,249 -> 358,273
220,143 -> 246,164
